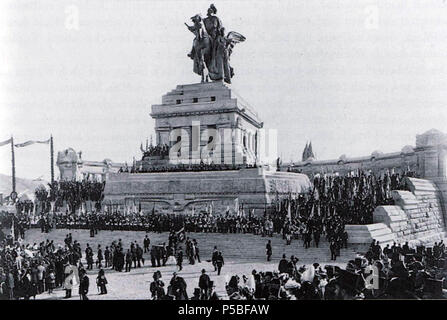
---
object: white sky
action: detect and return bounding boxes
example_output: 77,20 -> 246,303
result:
1,0 -> 447,181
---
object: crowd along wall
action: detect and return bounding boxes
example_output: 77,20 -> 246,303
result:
288,129 -> 447,247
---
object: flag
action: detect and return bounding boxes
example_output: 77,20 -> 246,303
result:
176,227 -> 185,242
11,219 -> 15,241
0,138 -> 12,147
14,138 -> 50,148
287,200 -> 291,221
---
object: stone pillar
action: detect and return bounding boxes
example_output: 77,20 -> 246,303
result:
416,129 -> 447,231
216,125 -> 233,165
180,126 -> 191,164
416,129 -> 447,179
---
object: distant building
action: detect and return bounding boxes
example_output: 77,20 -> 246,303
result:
56,148 -> 124,182
302,141 -> 315,162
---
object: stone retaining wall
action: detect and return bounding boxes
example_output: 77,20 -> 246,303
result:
346,178 -> 446,247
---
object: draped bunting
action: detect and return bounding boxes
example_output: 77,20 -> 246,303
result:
0,138 -> 12,147
15,138 -> 50,148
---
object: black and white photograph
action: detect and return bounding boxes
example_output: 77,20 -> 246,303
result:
1,0 -> 447,309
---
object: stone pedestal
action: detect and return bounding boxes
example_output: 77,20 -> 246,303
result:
150,82 -> 263,166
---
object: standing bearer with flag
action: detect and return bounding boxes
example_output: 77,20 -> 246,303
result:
11,218 -> 15,242
287,200 -> 292,222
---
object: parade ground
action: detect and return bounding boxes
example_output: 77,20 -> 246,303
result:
15,228 -> 364,300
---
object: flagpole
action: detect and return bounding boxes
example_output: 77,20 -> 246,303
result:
50,135 -> 54,184
11,136 -> 16,195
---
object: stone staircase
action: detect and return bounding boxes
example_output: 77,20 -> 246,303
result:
184,232 -> 368,264
346,223 -> 396,247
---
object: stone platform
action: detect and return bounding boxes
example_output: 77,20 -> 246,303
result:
103,166 -> 311,214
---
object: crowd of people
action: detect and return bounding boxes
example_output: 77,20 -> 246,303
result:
1,209 -> 446,300
0,222 -> 216,300
272,170 -> 416,259
215,240 -> 447,300
0,233 -> 104,300
2,165 -> 440,300
142,143 -> 170,158
33,180 -> 105,215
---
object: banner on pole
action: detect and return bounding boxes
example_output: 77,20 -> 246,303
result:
14,138 -> 51,148
0,138 -> 12,147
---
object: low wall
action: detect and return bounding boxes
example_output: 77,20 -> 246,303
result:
346,178 -> 446,247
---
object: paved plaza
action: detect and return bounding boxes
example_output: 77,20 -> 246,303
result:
18,228 -> 362,300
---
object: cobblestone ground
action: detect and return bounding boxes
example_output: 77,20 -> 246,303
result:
18,228 -> 360,300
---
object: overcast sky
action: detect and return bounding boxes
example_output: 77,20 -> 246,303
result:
1,0 -> 447,181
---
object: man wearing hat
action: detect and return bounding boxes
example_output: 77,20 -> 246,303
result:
209,281 -> 220,300
215,251 -> 224,275
177,248 -> 183,271
79,269 -> 89,300
190,288 -> 201,300
266,240 -> 272,261
170,272 -> 188,300
198,268 -> 211,299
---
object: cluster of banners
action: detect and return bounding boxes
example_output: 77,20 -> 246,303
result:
0,137 -> 51,148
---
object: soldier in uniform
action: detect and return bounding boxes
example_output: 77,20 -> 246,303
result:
136,244 -> 144,267
79,269 -> 89,300
170,272 -> 188,300
104,246 -> 110,268
125,249 -> 133,272
193,239 -> 201,263
85,244 -> 94,270
96,244 -> 103,268
150,271 -> 165,300
215,251 -> 224,275
130,242 -> 137,268
143,235 -> 150,253
198,269 -> 210,300
329,240 -> 337,261
266,240 -> 272,261
313,229 -> 320,248
150,246 -> 157,267
177,248 -> 183,271
212,246 -> 218,271
96,268 -> 108,295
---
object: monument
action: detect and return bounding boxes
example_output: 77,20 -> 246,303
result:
57,148 -> 123,182
103,4 -> 312,214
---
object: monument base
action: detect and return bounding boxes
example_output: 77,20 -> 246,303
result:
103,166 -> 311,215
